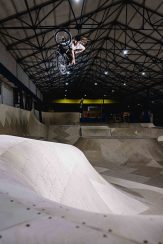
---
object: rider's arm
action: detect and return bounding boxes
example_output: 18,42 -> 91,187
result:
71,49 -> 76,64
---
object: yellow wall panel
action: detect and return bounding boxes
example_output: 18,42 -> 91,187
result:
52,99 -> 116,104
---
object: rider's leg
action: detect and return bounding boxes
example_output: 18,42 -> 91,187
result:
59,44 -> 65,54
66,49 -> 73,65
72,49 -> 76,65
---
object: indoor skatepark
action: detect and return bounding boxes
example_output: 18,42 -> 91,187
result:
0,0 -> 163,243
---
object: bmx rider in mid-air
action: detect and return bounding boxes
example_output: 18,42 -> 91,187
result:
55,30 -> 88,74
69,36 -> 88,65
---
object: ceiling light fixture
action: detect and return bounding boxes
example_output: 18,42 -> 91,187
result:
141,71 -> 146,76
123,49 -> 129,56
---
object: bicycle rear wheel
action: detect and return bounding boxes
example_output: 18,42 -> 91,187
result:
55,30 -> 72,46
57,54 -> 68,75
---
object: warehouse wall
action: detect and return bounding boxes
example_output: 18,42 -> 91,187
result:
0,41 -> 43,101
1,82 -> 14,106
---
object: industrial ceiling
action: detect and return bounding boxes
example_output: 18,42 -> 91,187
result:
0,0 -> 162,104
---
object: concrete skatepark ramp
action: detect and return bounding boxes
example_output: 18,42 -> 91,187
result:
81,125 -> 163,139
0,104 -> 47,139
0,105 -> 79,144
108,123 -> 156,128
0,105 -> 163,243
42,112 -> 80,125
0,135 -> 163,244
0,104 -> 163,143
47,125 -> 80,144
75,137 -> 163,187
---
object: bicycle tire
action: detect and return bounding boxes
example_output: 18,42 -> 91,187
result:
56,53 -> 68,75
55,29 -> 72,46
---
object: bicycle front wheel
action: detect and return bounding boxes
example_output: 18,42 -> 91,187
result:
55,29 -> 72,46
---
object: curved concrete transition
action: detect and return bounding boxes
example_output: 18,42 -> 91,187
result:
75,137 -> 163,187
0,135 -> 163,244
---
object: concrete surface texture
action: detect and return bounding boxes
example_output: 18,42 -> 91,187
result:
0,135 -> 163,244
0,104 -> 47,139
158,136 -> 163,147
75,138 -> 163,188
108,123 -> 155,128
42,112 -> 80,125
81,125 -> 163,138
110,127 -> 163,138
81,126 -> 111,137
48,125 -> 80,144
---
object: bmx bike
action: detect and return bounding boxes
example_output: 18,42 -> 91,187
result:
55,29 -> 72,75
